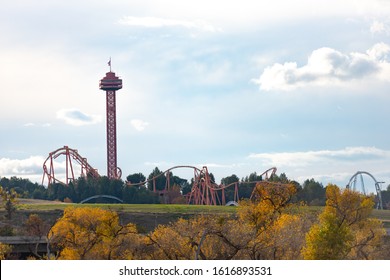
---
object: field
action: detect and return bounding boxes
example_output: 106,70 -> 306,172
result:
16,199 -> 238,214
5,199 -> 390,232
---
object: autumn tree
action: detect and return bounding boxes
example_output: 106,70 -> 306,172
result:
237,181 -> 309,259
49,207 -> 142,259
146,181 -> 310,260
0,242 -> 12,260
24,214 -> 53,259
302,184 -> 386,260
146,215 -> 251,260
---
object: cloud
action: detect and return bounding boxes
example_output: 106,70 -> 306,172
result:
0,156 -> 45,176
118,16 -> 221,32
254,43 -> 390,91
370,20 -> 390,35
248,146 -> 390,167
56,108 -> 102,126
23,123 -> 51,127
130,119 -> 149,131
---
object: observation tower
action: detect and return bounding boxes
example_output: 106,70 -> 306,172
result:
99,59 -> 123,179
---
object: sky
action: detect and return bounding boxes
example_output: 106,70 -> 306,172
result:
1,0 -> 390,194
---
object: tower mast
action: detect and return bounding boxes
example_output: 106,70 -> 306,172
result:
99,60 -> 123,179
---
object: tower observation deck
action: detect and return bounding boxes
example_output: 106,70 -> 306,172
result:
99,68 -> 123,179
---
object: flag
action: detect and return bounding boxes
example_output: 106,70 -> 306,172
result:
108,58 -> 111,67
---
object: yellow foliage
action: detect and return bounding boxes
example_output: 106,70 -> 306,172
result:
49,207 -> 140,260
302,184 -> 386,260
237,183 -> 309,259
0,242 -> 12,260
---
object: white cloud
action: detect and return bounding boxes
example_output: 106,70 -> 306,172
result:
118,16 -> 221,32
56,108 -> 102,126
370,19 -> 390,35
370,20 -> 386,34
0,156 -> 45,176
248,146 -> 390,167
23,122 -> 51,127
130,119 -> 149,131
254,43 -> 390,91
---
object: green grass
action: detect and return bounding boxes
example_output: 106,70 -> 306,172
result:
372,209 -> 390,222
16,202 -> 238,214
14,201 -> 390,227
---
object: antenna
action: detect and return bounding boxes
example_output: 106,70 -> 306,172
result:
108,57 -> 112,72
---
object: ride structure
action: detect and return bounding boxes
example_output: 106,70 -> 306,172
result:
127,166 -> 278,206
99,59 -> 123,180
41,146 -> 100,186
346,171 -> 384,209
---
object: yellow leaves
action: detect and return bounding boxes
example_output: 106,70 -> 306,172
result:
238,183 -> 308,259
302,184 -> 386,260
251,182 -> 297,211
49,207 -> 139,260
302,212 -> 352,260
148,222 -> 193,260
239,181 -> 298,230
0,242 -> 12,260
324,184 -> 374,225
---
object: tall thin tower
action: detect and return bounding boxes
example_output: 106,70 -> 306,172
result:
99,60 -> 123,179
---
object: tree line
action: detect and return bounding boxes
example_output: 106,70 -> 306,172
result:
1,167 -> 390,208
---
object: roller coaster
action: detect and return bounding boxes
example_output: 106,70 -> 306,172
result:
346,171 -> 384,209
41,146 -> 277,206
41,146 -> 100,186
126,165 -> 277,206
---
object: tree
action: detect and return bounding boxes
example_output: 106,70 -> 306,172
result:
147,167 -> 166,191
164,184 -> 186,204
236,181 -> 311,259
24,214 -> 53,259
0,242 -> 12,260
147,215 -> 251,260
126,173 -> 146,186
49,207 -> 141,259
239,172 -> 262,199
302,184 -> 386,259
0,186 -> 18,220
299,178 -> 325,206
381,186 -> 390,209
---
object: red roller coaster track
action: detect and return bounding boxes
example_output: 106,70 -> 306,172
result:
42,146 -> 100,186
42,146 -> 277,205
127,166 -> 277,206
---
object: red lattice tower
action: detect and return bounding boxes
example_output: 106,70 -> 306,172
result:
99,64 -> 123,179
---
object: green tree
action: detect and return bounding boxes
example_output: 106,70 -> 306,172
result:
0,186 -> 18,220
299,178 -> 325,206
126,173 -> 146,186
147,167 -> 166,191
381,185 -> 390,209
221,174 -> 239,186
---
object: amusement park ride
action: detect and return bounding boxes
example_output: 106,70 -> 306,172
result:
41,147 -> 278,206
41,61 -> 385,207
